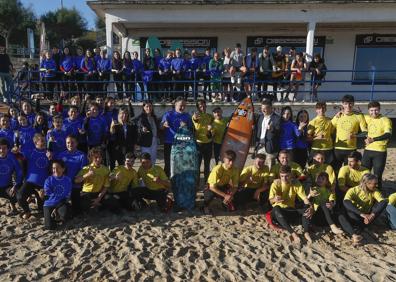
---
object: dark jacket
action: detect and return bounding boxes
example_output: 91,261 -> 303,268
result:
109,122 -> 138,152
255,112 -> 281,154
134,113 -> 160,147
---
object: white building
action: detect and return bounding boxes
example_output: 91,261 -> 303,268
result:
87,0 -> 396,101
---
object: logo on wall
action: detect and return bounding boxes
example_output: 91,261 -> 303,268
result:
247,36 -> 326,47
356,34 -> 396,46
140,37 -> 218,49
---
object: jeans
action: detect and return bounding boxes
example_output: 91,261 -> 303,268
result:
386,204 -> 396,230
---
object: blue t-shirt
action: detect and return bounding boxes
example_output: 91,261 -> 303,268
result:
159,57 -> 172,72
74,55 -> 84,71
0,128 -> 14,148
46,128 -> 68,158
85,116 -> 107,146
0,152 -> 23,188
25,148 -> 50,186
58,150 -> 88,189
43,175 -> 72,207
97,57 -> 111,72
295,127 -> 309,149
280,121 -> 301,150
40,58 -> 57,78
10,118 -> 19,131
64,117 -> 86,144
60,55 -> 74,72
161,110 -> 192,144
171,57 -> 185,72
16,126 -> 36,156
26,112 -> 36,126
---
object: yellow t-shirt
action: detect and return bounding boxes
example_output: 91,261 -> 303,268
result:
310,186 -> 336,211
344,186 -> 385,214
110,166 -> 138,193
337,165 -> 370,191
192,112 -> 214,143
137,165 -> 168,191
307,116 -> 334,150
239,165 -> 269,189
212,118 -> 227,144
331,113 -> 367,150
364,115 -> 392,152
269,179 -> 306,208
389,193 -> 396,206
207,164 -> 239,187
78,164 -> 110,193
306,163 -> 336,187
270,162 -> 304,181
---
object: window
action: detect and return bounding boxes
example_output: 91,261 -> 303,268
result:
353,34 -> 396,84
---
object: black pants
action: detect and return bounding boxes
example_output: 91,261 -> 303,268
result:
333,149 -> 355,172
213,142 -> 222,165
257,73 -> 272,100
76,72 -> 85,98
204,185 -> 230,206
0,186 -> 17,204
160,72 -> 172,99
233,188 -> 269,208
43,202 -> 69,230
197,142 -> 212,182
173,73 -> 184,99
201,74 -> 211,101
43,76 -> 56,100
98,73 -> 110,97
310,204 -> 336,227
80,192 -> 101,213
130,187 -> 168,210
362,150 -> 387,189
61,73 -> 76,94
107,191 -> 131,212
293,147 -> 308,169
17,182 -> 43,213
309,149 -> 334,165
164,143 -> 172,177
123,74 -> 134,100
71,188 -> 82,216
84,73 -> 98,98
152,72 -> 161,100
113,73 -> 124,99
271,206 -> 309,233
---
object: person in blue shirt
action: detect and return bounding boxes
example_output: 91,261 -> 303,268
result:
160,97 -> 192,176
21,100 -> 36,126
143,48 -> 155,101
74,47 -> 85,96
112,51 -> 124,100
17,133 -> 51,219
33,111 -> 49,136
294,110 -> 310,169
159,51 -> 173,100
189,49 -> 201,100
46,115 -> 68,158
14,114 -> 36,156
132,51 -> 144,102
40,51 -> 57,100
43,159 -> 72,230
60,47 -> 75,97
171,49 -> 185,100
123,51 -> 134,101
0,114 -> 14,148
0,138 -> 23,214
8,106 -> 19,130
201,48 -> 212,101
97,49 -> 111,97
80,49 -> 98,98
279,106 -> 304,161
84,102 -> 108,149
63,105 -> 87,153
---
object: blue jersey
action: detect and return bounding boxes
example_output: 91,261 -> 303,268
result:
43,175 -> 72,207
161,110 -> 192,144
102,109 -> 118,130
10,118 -> 19,131
26,112 -> 36,126
154,55 -> 163,69
85,116 -> 107,146
40,58 -> 57,78
201,55 -> 212,74
190,57 -> 201,71
46,128 -> 68,158
97,57 -> 111,73
132,59 -> 144,74
74,55 -> 84,71
64,117 -> 85,143
60,55 -> 74,72
123,59 -> 133,75
58,150 -> 88,189
25,148 -> 50,187
159,57 -> 172,72
80,57 -> 96,72
280,121 -> 301,150
16,126 -> 36,156
0,152 -> 23,188
171,57 -> 185,72
0,128 -> 14,148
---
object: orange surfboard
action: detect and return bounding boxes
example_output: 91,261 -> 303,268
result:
220,97 -> 254,171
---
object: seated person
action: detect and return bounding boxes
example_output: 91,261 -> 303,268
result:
387,193 -> 396,230
338,173 -> 387,245
108,152 -> 138,212
0,138 -> 23,215
270,150 -> 305,181
269,165 -> 313,244
305,151 -> 336,189
131,153 -> 171,212
75,147 -> 110,213
203,150 -> 239,213
233,153 -> 270,209
43,160 -> 72,230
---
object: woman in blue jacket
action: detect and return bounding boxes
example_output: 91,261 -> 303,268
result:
132,51 -> 144,102
80,49 -> 98,98
123,51 -> 134,101
279,106 -> 305,161
294,109 -> 309,169
60,47 -> 75,97
74,47 -> 85,98
40,51 -> 57,100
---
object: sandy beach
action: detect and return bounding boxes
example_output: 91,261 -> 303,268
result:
1,148 -> 396,281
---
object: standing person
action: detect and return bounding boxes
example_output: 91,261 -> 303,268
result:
209,52 -> 223,102
338,174 -> 387,245
143,48 -> 155,101
152,48 -> 163,100
97,49 -> 111,97
271,46 -> 286,102
331,95 -> 367,172
158,51 -> 173,101
0,138 -> 23,215
307,102 -> 334,165
43,160 -> 72,230
161,97 -> 192,177
14,114 -> 36,156
182,50 -> 192,100
258,46 -> 273,101
290,52 -> 307,102
80,49 -> 98,98
135,101 -> 160,164
132,51 -> 145,101
189,49 -> 201,100
63,105 -> 86,153
201,48 -> 212,101
40,51 -> 57,100
0,114 -> 15,148
192,99 -> 214,183
0,45 -> 14,102
309,54 -> 327,102
362,101 -> 392,189
51,46 -> 62,95
123,51 -> 134,100
294,110 -> 309,169
84,102 -> 108,150
255,99 -> 281,169
46,115 -> 68,158
111,50 -> 124,100
230,43 -> 244,85
211,107 -> 227,165
243,47 -> 259,98
60,47 -> 75,98
74,47 -> 85,98
279,106 -> 305,160
222,48 -> 233,102
171,49 -> 185,100
57,135 -> 88,216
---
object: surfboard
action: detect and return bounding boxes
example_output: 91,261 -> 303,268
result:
220,97 -> 254,171
170,126 -> 198,211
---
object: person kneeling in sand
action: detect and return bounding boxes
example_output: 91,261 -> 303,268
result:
75,147 -> 110,213
269,165 -> 313,244
43,160 -> 72,230
305,172 -> 343,236
203,150 -> 239,213
269,150 -> 305,182
233,153 -> 270,210
338,173 -> 387,245
131,153 -> 172,212
387,193 -> 396,230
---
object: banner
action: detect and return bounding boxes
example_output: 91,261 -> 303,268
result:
356,34 -> 396,46
247,36 -> 326,48
140,37 -> 217,49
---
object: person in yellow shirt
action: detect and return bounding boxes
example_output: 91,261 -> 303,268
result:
204,150 -> 239,213
132,152 -> 172,212
233,154 -> 270,209
387,193 -> 396,230
362,101 -> 392,189
75,147 -> 110,213
211,107 -> 227,164
331,95 -> 367,172
270,150 -> 305,182
305,172 -> 343,235
107,153 -> 138,212
338,173 -> 387,245
192,99 -> 214,182
269,165 -> 313,244
307,102 -> 335,164
305,151 -> 336,189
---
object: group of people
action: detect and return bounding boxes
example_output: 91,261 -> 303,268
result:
0,92 -> 394,245
17,43 -> 326,104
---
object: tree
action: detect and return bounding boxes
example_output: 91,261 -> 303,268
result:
41,7 -> 87,47
0,0 -> 36,48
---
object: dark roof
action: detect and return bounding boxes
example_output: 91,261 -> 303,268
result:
88,0 -> 396,4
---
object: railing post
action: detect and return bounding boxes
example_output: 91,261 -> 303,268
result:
370,67 -> 376,101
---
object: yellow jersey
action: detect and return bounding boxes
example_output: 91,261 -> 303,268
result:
389,193 -> 396,206
192,112 -> 213,143
137,165 -> 168,191
270,162 -> 304,181
207,164 -> 239,187
307,115 -> 334,150
306,163 -> 336,187
239,165 -> 269,189
269,179 -> 306,208
338,165 -> 370,191
344,186 -> 385,214
310,185 -> 336,211
331,112 -> 367,150
212,118 -> 227,144
110,166 -> 138,193
78,164 -> 110,193
364,114 -> 392,152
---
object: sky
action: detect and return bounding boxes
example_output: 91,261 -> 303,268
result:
21,0 -> 97,30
